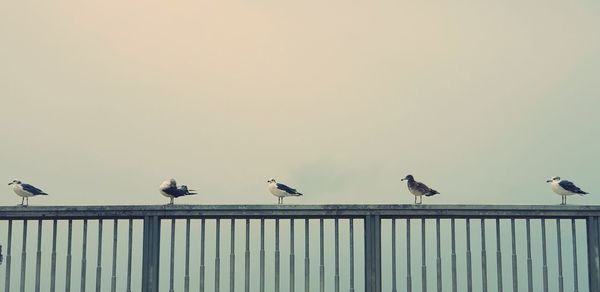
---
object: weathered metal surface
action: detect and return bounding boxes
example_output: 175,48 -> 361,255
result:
364,215 -> 381,292
4,220 -> 12,292
0,204 -> 599,292
141,216 -> 160,292
495,219 -> 503,292
587,216 -> 600,292
2,204 -> 600,219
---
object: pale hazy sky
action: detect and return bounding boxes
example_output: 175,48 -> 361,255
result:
1,1 -> 599,206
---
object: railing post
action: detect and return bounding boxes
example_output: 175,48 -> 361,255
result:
587,216 -> 600,291
364,215 -> 381,292
141,216 -> 161,292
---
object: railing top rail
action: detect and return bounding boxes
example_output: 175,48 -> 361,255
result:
0,204 -> 599,220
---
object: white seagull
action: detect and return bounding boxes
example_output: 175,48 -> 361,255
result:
267,178 -> 303,204
401,175 -> 439,204
159,179 -> 197,205
8,180 -> 48,206
546,176 -> 588,205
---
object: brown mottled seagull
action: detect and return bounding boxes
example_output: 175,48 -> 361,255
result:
401,175 -> 439,204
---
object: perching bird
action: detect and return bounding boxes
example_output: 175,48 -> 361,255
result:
159,179 -> 197,205
267,178 -> 303,204
401,175 -> 439,204
8,180 -> 48,206
546,176 -> 588,205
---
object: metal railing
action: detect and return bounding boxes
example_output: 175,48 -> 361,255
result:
0,204 -> 599,292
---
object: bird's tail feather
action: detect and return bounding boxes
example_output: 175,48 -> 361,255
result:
425,190 -> 439,197
39,193 -> 48,196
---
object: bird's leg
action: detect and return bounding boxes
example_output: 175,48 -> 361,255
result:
21,197 -> 24,206
281,197 -> 284,205
170,197 -> 174,205
564,196 -> 567,205
414,196 -> 416,204
420,196 -> 423,204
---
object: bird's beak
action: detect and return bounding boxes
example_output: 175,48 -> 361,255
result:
546,180 -> 551,183
400,179 -> 405,181
7,182 -> 12,185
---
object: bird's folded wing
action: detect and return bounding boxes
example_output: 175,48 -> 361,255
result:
277,183 -> 298,194
22,184 -> 45,195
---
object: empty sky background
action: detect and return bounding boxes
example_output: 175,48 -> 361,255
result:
1,1 -> 599,206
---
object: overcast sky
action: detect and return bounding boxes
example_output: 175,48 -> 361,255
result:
1,1 -> 599,206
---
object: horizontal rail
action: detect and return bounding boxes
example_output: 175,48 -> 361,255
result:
1,204 -> 600,219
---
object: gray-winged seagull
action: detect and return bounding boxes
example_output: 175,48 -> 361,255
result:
8,180 -> 48,206
159,179 -> 197,205
546,176 -> 588,205
401,175 -> 439,204
267,178 -> 303,204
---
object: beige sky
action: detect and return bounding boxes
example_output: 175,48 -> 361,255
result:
1,1 -> 599,206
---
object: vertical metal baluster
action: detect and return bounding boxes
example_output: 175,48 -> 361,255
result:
245,219 -> 250,292
275,219 -> 280,292
496,219 -> 503,292
391,219 -> 397,292
319,219 -> 325,292
35,220 -> 43,292
290,219 -> 295,292
510,219 -> 518,292
541,219 -> 548,292
304,219 -> 310,292
215,219 -> 221,292
111,220 -> 118,292
466,219 -> 472,292
407,219 -> 412,292
451,219 -> 457,292
170,219 -> 176,292
51,220 -> 58,292
349,219 -> 355,292
126,219 -> 133,292
230,219 -> 235,292
481,219 -> 487,292
556,219 -> 563,292
436,218 -> 442,292
571,219 -> 579,292
66,220 -> 73,292
526,219 -> 533,292
96,219 -> 103,292
80,220 -> 89,292
184,219 -> 191,292
260,219 -> 265,292
200,219 -> 206,292
421,218 -> 427,292
335,219 -> 340,292
5,220 -> 12,292
19,220 -> 27,292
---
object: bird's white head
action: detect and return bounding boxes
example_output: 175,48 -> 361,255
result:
546,176 -> 561,183
160,178 -> 177,190
8,180 -> 21,186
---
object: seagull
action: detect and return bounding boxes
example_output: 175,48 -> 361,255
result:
401,175 -> 439,204
159,179 -> 197,205
546,176 -> 588,205
8,180 -> 48,206
267,178 -> 303,204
